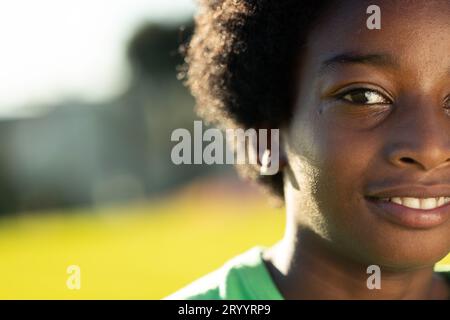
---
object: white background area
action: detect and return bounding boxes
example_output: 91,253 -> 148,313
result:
0,0 -> 196,117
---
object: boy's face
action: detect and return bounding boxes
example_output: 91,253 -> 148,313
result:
285,0 -> 450,269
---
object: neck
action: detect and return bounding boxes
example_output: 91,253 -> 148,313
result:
263,225 -> 448,300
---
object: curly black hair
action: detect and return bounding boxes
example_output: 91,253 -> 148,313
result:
182,0 -> 333,203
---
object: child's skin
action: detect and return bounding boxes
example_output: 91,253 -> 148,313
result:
263,0 -> 450,299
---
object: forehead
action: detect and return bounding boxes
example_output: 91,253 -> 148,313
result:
312,0 -> 450,37
304,0 -> 450,76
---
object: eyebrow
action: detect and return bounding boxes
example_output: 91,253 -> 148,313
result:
319,52 -> 400,75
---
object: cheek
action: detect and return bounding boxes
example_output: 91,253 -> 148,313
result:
312,121 -> 378,202
287,107 -> 379,205
293,119 -> 382,237
286,115 -> 378,229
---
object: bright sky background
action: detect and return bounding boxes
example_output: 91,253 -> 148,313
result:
0,0 -> 196,117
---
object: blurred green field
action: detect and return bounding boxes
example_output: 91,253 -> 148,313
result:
0,193 -> 448,299
0,193 -> 286,299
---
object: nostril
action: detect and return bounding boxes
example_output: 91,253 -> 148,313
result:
400,157 -> 416,164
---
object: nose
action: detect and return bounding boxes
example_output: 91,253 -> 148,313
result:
386,104 -> 450,171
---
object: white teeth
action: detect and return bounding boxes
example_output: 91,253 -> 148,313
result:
403,197 -> 420,209
390,197 -> 403,205
386,196 -> 450,209
420,198 -> 436,209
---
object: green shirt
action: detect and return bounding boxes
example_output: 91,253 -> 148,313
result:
165,246 -> 450,300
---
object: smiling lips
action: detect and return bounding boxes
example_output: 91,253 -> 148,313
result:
365,184 -> 450,228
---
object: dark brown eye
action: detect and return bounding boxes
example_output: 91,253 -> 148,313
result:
339,89 -> 391,105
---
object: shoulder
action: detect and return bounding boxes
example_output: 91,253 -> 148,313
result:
164,246 -> 281,300
163,267 -> 223,300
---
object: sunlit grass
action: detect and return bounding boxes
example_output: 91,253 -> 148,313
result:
0,192 -> 448,299
0,194 -> 285,299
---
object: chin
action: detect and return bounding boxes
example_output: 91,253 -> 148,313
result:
346,224 -> 450,271
327,199 -> 450,271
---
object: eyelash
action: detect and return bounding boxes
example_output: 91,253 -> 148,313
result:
335,88 -> 393,106
332,88 -> 450,113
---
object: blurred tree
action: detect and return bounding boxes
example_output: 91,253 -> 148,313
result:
127,22 -> 194,78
